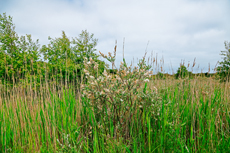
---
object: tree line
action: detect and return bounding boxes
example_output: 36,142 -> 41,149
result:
0,13 -> 105,85
1,12 -> 230,84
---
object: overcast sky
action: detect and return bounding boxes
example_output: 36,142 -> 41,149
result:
1,0 -> 230,73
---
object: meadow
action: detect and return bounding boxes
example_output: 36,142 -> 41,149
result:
1,50 -> 230,153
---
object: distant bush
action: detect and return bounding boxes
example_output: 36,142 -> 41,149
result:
175,65 -> 189,79
217,41 -> 230,82
156,72 -> 165,79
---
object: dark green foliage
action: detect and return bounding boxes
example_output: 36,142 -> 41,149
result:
109,69 -> 117,74
217,41 -> 230,82
175,65 -> 189,79
156,72 -> 165,79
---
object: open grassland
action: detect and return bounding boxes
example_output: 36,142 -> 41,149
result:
1,73 -> 230,152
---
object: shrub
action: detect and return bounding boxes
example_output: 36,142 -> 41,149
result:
175,65 -> 189,79
80,50 -> 161,135
217,41 -> 230,82
156,72 -> 165,79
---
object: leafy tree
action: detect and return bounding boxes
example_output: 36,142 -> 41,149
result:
0,13 -> 40,82
175,65 -> 189,79
72,30 -> 105,75
0,13 -> 105,86
0,13 -> 19,80
0,13 -> 18,57
40,31 -> 74,81
40,30 -> 105,83
72,30 -> 98,61
217,41 -> 230,82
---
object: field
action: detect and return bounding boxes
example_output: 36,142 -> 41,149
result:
1,10 -> 230,153
1,56 -> 230,153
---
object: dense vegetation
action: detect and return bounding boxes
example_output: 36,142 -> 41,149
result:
1,13 -> 230,152
0,13 -> 105,86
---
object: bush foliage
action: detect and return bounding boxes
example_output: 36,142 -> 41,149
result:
217,41 -> 230,82
81,51 -> 160,134
175,65 -> 189,79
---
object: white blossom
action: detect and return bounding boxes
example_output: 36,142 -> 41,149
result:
89,76 -> 95,79
144,71 -> 150,76
94,64 -> 98,70
104,89 -> 110,93
103,70 -> 108,77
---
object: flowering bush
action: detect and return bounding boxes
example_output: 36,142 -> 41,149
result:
81,50 -> 161,131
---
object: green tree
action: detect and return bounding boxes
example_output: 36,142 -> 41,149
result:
72,30 -> 98,61
72,30 -> 105,75
217,41 -> 230,82
0,13 -> 18,57
0,13 -> 105,85
0,13 -> 19,80
175,65 -> 189,79
41,31 -> 74,72
40,30 -> 105,83
0,13 -> 40,82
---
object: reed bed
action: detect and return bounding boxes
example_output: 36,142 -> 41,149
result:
1,53 -> 230,153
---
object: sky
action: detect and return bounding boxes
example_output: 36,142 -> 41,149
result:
0,0 -> 230,74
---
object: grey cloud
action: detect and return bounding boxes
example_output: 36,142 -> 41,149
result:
0,0 -> 229,73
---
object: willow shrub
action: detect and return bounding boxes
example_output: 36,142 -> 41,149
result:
80,51 -> 161,137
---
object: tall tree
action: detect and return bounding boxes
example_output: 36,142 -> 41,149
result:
0,13 -> 40,81
41,31 -> 73,70
0,13 -> 18,57
72,30 -> 105,75
72,30 -> 98,65
40,30 -> 105,81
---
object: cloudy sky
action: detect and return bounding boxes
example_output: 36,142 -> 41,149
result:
1,0 -> 230,73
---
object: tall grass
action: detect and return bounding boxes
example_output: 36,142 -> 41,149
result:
0,51 -> 230,152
